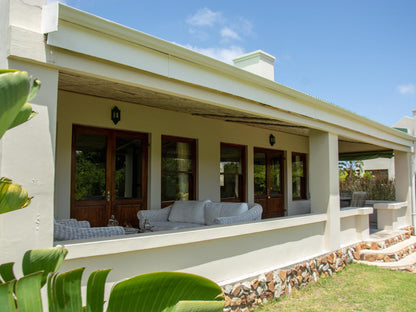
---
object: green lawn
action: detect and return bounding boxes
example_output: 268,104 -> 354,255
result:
254,263 -> 416,312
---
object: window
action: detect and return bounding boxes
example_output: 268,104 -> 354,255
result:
292,152 -> 307,200
161,136 -> 196,204
220,143 -> 246,202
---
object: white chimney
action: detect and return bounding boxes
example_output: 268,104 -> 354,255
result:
412,109 -> 416,119
233,50 -> 276,81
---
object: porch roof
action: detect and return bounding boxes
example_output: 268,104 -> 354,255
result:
34,3 -> 415,153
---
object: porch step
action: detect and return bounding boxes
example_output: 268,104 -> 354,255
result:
359,236 -> 416,262
359,252 -> 416,272
363,228 -> 413,250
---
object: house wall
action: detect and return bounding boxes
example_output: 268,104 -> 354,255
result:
55,90 -> 310,218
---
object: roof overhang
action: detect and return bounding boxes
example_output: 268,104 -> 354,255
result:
34,2 -> 416,154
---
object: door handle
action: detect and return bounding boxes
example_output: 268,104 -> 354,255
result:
107,191 -> 111,202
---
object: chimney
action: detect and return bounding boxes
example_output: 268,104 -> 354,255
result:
233,50 -> 276,81
412,109 -> 416,119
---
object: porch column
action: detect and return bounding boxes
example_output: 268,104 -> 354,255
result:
0,60 -> 58,266
309,130 -> 340,251
394,150 -> 414,227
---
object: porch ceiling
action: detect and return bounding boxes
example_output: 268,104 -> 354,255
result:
58,71 -> 390,154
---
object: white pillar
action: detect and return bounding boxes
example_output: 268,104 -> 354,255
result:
309,130 -> 340,251
0,60 -> 58,267
394,151 -> 414,226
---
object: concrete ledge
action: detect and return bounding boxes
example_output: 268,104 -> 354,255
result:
373,202 -> 407,210
373,202 -> 408,231
61,213 -> 328,260
340,207 -> 373,218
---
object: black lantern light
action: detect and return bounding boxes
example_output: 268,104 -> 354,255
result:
111,106 -> 121,125
269,134 -> 276,146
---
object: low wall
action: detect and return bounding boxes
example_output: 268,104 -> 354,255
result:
57,209 -> 373,305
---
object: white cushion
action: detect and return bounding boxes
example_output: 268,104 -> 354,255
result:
168,200 -> 210,224
204,202 -> 249,225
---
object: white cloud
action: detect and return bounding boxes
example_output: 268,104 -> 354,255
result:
221,27 -> 241,41
184,44 -> 245,64
398,83 -> 415,95
186,8 -> 223,27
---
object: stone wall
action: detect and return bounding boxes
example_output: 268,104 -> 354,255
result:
221,226 -> 415,311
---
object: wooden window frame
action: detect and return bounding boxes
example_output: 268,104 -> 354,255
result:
161,135 -> 197,207
292,152 -> 307,200
220,143 -> 246,202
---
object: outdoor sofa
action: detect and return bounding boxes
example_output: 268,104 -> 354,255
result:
137,200 -> 263,232
54,218 -> 125,241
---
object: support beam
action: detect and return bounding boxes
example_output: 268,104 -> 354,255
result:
394,151 -> 414,227
309,130 -> 340,251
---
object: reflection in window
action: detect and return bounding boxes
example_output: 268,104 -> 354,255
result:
220,144 -> 246,201
162,136 -> 196,203
254,152 -> 266,196
115,137 -> 143,199
292,152 -> 307,200
75,133 -> 106,201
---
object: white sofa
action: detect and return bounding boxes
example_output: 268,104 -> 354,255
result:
137,200 -> 262,231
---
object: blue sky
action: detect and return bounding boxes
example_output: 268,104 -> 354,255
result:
59,0 -> 416,127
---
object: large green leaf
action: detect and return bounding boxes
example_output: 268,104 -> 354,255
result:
48,268 -> 84,312
22,246 -> 68,287
0,177 -> 32,215
171,301 -> 225,312
15,272 -> 43,312
0,70 -> 30,139
8,102 -> 37,131
85,269 -> 111,312
0,263 -> 16,283
0,280 -> 17,312
106,272 -> 224,312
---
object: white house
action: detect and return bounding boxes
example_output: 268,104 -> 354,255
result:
1,0 -> 415,288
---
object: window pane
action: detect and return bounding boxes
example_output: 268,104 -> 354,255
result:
162,172 -> 191,201
75,133 -> 106,201
254,152 -> 266,196
292,154 -> 306,199
221,174 -> 240,200
220,146 -> 242,174
270,154 -> 282,195
115,137 -> 143,199
162,141 -> 193,172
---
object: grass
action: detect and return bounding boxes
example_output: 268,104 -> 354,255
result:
254,263 -> 416,312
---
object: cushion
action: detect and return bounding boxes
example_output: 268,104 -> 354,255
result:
204,202 -> 249,225
150,221 -> 203,231
168,200 -> 210,224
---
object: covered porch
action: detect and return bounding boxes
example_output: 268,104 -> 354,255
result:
1,2 -> 415,287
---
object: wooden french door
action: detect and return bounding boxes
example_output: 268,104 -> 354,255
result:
71,125 -> 148,227
254,148 -> 285,219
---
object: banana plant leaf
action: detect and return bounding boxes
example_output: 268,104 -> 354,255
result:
0,177 -> 32,214
22,246 -> 68,287
172,301 -> 225,312
85,269 -> 111,312
0,280 -> 17,312
48,268 -> 84,312
0,262 -> 16,283
0,70 -> 30,139
106,272 -> 224,312
15,272 -> 43,312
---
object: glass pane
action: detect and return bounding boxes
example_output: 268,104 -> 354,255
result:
161,172 -> 191,201
254,152 -> 266,196
115,137 -> 143,199
220,174 -> 240,200
292,155 -> 304,198
75,133 -> 106,201
162,140 -> 193,172
270,154 -> 282,195
220,146 -> 242,174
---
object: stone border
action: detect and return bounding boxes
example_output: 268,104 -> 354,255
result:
221,226 -> 414,311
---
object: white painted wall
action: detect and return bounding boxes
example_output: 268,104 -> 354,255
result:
55,90 -> 310,217
0,60 -> 58,266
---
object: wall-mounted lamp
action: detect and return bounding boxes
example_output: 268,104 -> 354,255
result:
269,134 -> 276,146
111,106 -> 121,125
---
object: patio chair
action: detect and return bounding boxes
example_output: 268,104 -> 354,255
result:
54,218 -> 125,241
350,192 -> 367,207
